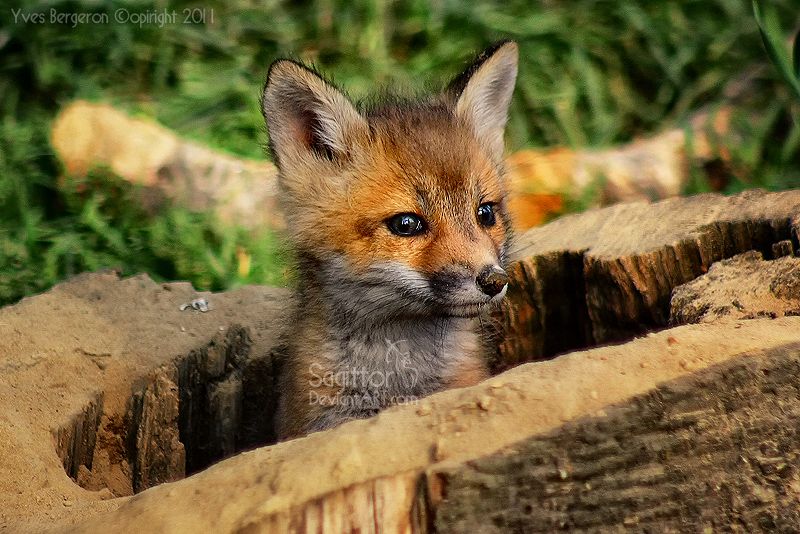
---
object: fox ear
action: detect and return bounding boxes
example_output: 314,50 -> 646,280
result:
448,41 -> 518,161
261,60 -> 367,168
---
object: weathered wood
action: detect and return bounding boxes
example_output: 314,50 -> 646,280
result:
429,342 -> 800,531
505,107 -> 728,226
495,189 -> 800,368
53,318 -> 800,533
130,365 -> 185,493
51,101 -> 282,231
53,393 -> 104,481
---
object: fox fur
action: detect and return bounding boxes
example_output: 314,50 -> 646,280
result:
261,41 -> 518,440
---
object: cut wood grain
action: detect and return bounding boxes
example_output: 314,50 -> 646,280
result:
494,189 -> 800,369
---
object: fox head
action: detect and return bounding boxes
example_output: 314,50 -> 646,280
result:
262,41 -> 517,322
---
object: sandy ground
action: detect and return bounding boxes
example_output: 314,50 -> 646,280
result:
0,272 -> 290,531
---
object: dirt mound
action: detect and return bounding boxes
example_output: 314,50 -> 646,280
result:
0,272 -> 290,531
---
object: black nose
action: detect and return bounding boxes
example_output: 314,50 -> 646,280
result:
476,265 -> 509,297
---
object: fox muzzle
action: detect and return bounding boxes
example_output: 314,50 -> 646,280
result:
476,265 -> 509,297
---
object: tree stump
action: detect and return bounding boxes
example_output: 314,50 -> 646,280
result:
494,189 -> 800,369
2,190 -> 800,533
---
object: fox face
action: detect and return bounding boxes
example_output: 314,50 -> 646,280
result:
262,42 -> 518,323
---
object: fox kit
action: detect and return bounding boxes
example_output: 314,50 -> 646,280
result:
261,41 -> 518,440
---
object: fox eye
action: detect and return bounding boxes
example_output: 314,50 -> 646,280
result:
477,203 -> 497,227
386,213 -> 426,237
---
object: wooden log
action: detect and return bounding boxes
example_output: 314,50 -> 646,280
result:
50,101 -> 282,231
493,189 -> 800,369
51,100 -> 739,233
429,341 -> 800,532
60,319 -> 800,533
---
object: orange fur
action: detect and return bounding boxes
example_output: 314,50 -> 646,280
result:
262,42 -> 518,439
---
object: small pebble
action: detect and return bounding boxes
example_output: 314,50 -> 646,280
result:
179,298 -> 211,313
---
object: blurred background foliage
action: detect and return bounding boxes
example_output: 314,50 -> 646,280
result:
0,0 -> 798,304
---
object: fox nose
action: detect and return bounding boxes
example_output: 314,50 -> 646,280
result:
476,265 -> 509,297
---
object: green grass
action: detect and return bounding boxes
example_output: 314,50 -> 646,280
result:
1,0 -> 798,304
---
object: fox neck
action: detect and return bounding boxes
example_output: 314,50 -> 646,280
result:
297,257 -> 480,390
322,301 -> 479,397
309,281 -> 478,355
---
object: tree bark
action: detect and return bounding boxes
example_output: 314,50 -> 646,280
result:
430,342 -> 800,532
